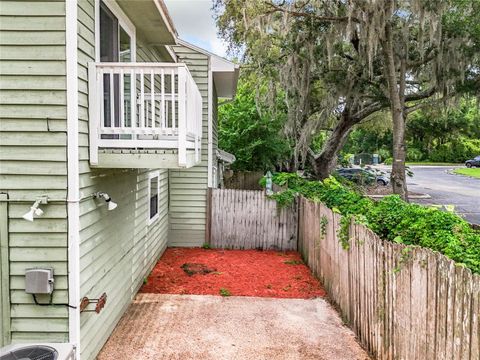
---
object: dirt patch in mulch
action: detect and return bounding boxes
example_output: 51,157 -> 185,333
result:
140,248 -> 325,299
181,263 -> 217,276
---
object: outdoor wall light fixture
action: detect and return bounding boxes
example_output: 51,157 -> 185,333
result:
22,196 -> 48,222
93,192 -> 118,211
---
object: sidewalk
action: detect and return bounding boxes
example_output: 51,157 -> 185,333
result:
98,294 -> 370,360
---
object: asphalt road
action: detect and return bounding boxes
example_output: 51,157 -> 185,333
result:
406,166 -> 480,225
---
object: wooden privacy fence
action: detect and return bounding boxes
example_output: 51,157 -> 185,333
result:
298,197 -> 479,360
207,189 -> 297,250
223,171 -> 264,190
207,189 -> 479,359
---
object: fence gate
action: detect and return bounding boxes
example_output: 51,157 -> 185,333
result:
207,189 -> 297,250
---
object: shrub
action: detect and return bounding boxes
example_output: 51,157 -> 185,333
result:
406,147 -> 424,162
377,148 -> 391,163
429,138 -> 480,163
266,173 -> 480,273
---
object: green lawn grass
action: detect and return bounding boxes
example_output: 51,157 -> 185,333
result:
453,168 -> 480,179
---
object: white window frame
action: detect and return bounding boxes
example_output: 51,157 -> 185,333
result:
95,0 -> 137,62
147,171 -> 160,225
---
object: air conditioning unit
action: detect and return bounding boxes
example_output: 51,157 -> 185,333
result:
0,343 -> 75,360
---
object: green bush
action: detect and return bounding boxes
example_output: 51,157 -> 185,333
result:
429,138 -> 480,163
377,148 -> 391,163
406,147 -> 424,162
267,173 -> 480,273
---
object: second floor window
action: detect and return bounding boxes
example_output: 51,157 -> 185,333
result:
100,1 -> 135,130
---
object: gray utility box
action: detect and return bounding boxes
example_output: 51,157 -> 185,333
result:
25,268 -> 54,294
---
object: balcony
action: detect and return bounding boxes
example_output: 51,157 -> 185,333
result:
88,62 -> 203,169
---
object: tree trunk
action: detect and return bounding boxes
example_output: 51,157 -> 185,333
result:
391,113 -> 408,200
383,21 -> 409,201
312,110 -> 356,180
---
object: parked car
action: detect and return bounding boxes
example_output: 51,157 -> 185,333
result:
336,167 -> 389,186
465,155 -> 480,168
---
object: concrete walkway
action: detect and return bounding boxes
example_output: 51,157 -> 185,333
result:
98,294 -> 369,360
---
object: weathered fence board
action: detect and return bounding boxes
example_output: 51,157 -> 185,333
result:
297,197 -> 480,360
209,189 -> 297,250
223,171 -> 264,190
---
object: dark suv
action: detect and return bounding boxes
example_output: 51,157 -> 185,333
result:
465,156 -> 480,168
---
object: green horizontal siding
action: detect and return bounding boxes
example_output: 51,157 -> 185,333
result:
169,45 -> 211,247
0,0 -> 69,344
77,1 -> 171,358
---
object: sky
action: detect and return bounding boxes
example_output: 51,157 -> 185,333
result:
164,0 -> 228,58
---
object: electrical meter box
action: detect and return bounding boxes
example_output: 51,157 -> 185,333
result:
25,268 -> 54,294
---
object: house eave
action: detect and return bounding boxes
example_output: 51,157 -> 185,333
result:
116,0 -> 178,46
176,39 -> 240,99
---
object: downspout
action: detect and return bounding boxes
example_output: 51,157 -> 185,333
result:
207,57 -> 213,188
66,1 -> 81,357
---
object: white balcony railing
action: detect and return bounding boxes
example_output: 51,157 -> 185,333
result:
88,62 -> 203,167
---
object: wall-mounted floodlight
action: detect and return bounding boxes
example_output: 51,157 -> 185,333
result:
93,192 -> 117,211
22,196 -> 48,222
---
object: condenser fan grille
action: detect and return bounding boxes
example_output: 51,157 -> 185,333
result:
0,345 -> 58,360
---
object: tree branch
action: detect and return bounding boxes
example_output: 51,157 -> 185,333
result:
404,95 -> 452,115
404,87 -> 436,102
352,101 -> 385,121
407,48 -> 437,68
265,2 -> 359,23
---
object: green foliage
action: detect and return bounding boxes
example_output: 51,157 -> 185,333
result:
219,288 -> 231,297
320,216 -> 328,238
339,215 -> 354,250
202,243 -> 211,249
406,101 -> 480,162
265,173 -> 480,273
429,138 -> 480,163
269,189 -> 297,209
219,76 -> 291,171
343,99 -> 480,163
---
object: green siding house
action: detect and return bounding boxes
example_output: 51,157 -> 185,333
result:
0,1 -> 239,359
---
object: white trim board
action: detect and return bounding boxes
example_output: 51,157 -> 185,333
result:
207,57 -> 213,188
153,0 -> 178,38
176,38 -> 235,68
65,0 -> 81,357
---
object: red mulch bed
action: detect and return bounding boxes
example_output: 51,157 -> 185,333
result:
140,248 -> 325,299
